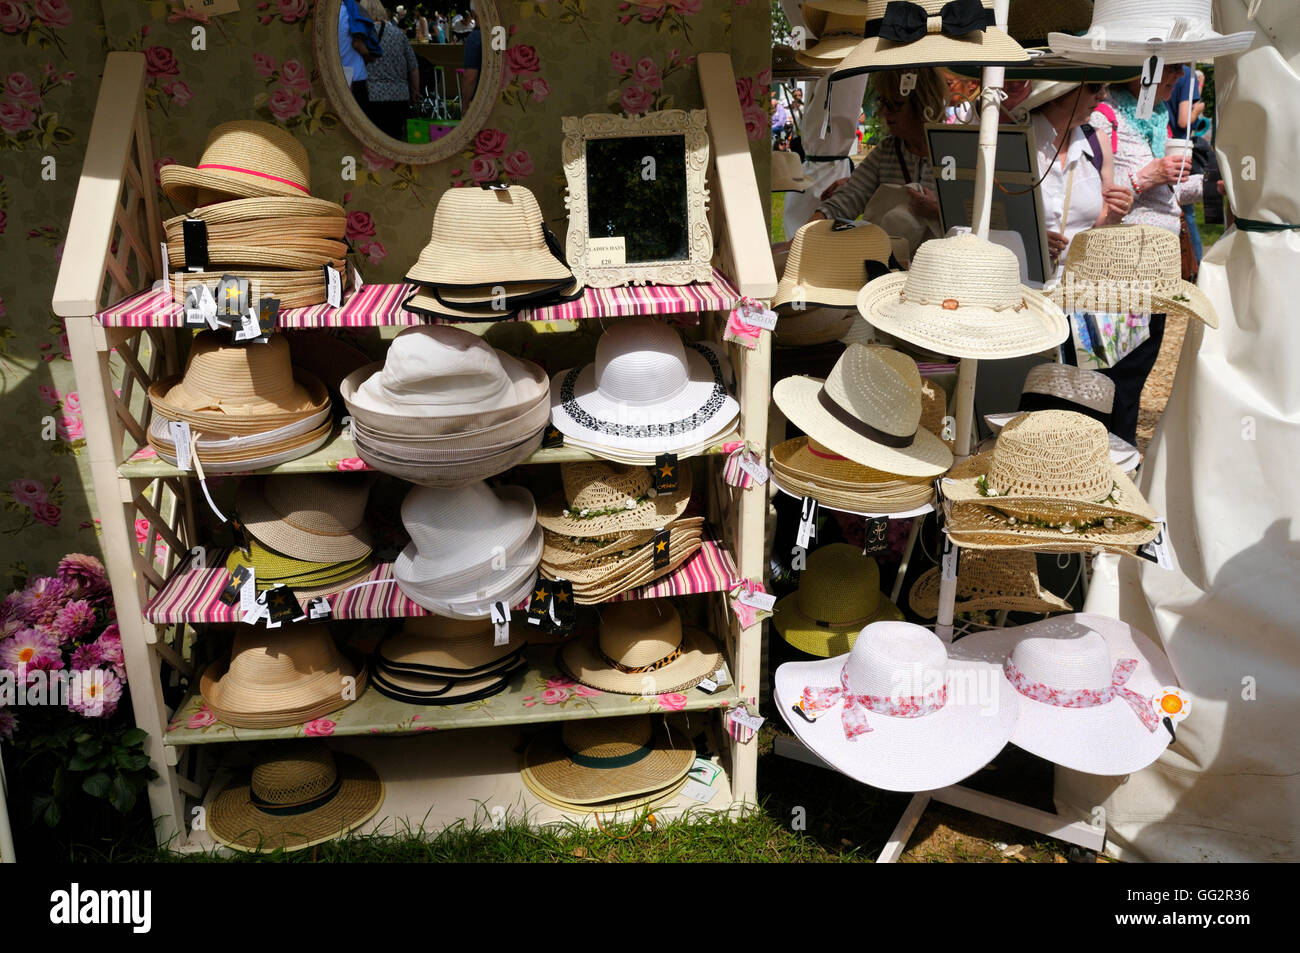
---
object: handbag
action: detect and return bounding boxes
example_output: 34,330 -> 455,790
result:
1070,309 -> 1152,369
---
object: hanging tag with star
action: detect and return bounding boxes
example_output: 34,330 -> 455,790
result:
526,578 -> 552,626
652,528 -> 671,570
549,579 -> 576,632
652,453 -> 679,493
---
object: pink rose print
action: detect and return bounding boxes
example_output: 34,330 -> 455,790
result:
742,104 -> 767,141
541,687 -> 569,705
277,0 -> 309,22
634,58 -> 663,90
144,47 -> 179,79
56,415 -> 83,441
545,676 -> 576,689
268,87 -> 306,122
470,155 -> 498,183
505,44 -> 540,76
620,84 -> 656,116
279,59 -> 312,92
735,77 -> 755,108
609,51 -> 632,75
571,684 -> 603,697
0,2 -> 30,34
522,77 -> 550,103
5,73 -> 40,109
187,707 -> 217,728
303,718 -> 336,736
32,0 -> 71,28
163,80 -> 192,107
63,392 -> 80,414
38,385 -> 60,406
502,149 -> 533,179
10,479 -> 46,507
473,127 -> 508,158
657,692 -> 688,711
757,66 -> 772,87
363,147 -> 396,171
336,457 -> 368,471
0,102 -> 35,136
357,241 -> 386,264
253,53 -> 278,78
32,501 -> 61,527
345,210 -> 376,240
134,517 -> 150,543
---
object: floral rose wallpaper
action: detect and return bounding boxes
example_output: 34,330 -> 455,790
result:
0,0 -> 771,577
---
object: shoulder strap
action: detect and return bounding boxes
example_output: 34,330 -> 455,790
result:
892,138 -> 914,185
1081,124 -> 1104,174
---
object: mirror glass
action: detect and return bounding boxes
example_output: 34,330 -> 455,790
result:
584,135 -> 690,263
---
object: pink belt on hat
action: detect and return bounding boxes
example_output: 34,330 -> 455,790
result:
197,164 -> 309,193
1003,656 -> 1159,732
802,665 -> 947,741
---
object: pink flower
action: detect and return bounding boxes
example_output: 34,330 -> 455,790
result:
336,457 -> 367,471
675,0 -> 702,12
363,147 -> 396,171
0,2 -> 30,34
95,624 -> 124,678
31,0 -> 70,28
0,209 -> 5,234
303,718 -> 336,736
4,72 -> 40,108
345,210 -> 375,239
56,553 -> 107,594
756,67 -> 772,88
134,517 -> 149,543
657,692 -> 688,711
473,127 -> 508,158
545,676 -> 576,689
1,627 -> 61,670
357,240 -> 386,264
51,599 -> 96,641
522,77 -> 550,103
742,104 -> 767,141
164,80 -> 192,106
470,155 -> 498,183
541,687 -> 569,704
70,641 -> 105,669
620,84 -> 656,116
253,52 -> 278,77
634,58 -> 662,90
268,86 -> 306,122
62,391 -> 79,413
144,46 -> 179,78
10,479 -> 47,507
505,44 -> 540,76
187,707 -> 218,728
279,59 -> 311,92
0,101 -> 35,136
38,385 -> 60,406
734,76 -> 755,108
502,149 -> 533,179
56,414 -> 83,442
0,709 -> 14,741
69,669 -> 123,718
153,156 -> 175,185
571,684 -> 603,697
609,51 -> 632,75
32,501 -> 61,526
277,0 -> 308,22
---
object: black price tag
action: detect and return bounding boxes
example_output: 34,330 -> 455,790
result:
652,453 -> 679,493
861,516 -> 890,556
550,579 -> 576,631
216,275 -> 249,318
256,297 -> 279,337
218,564 -> 251,607
479,180 -> 510,191
527,577 -> 552,626
182,218 -> 209,271
652,528 -> 671,570
541,423 -> 564,449
264,585 -> 302,624
228,514 -> 252,558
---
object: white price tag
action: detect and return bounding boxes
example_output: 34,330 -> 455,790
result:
736,588 -> 777,612
325,266 -> 343,308
490,601 -> 511,646
352,264 -> 364,293
730,708 -> 765,732
796,497 -> 818,550
234,309 -> 262,342
678,779 -> 719,804
940,536 -> 960,581
1139,527 -> 1174,570
307,597 -> 332,620
712,668 -> 730,686
737,451 -> 770,485
168,421 -> 193,471
743,307 -> 778,331
696,677 -> 719,694
160,242 -> 169,288
899,71 -> 917,95
1136,55 -> 1164,119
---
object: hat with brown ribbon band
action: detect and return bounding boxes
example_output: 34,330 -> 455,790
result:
161,121 -> 314,208
772,543 -> 903,657
236,472 -> 374,564
558,600 -> 721,695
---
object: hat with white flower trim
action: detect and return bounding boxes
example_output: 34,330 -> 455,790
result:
536,460 -> 693,539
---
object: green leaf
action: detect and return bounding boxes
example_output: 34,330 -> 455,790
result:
115,751 -> 150,771
77,738 -> 102,759
121,728 -> 147,747
67,755 -> 95,772
81,772 -> 111,798
109,774 -> 137,814
43,800 -> 62,827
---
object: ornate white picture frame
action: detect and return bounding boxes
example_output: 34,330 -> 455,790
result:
561,109 -> 713,288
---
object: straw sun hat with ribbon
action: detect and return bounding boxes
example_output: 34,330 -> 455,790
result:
773,543 -> 903,657
773,220 -> 896,311
208,743 -> 383,853
774,620 -> 1018,791
908,549 -> 1072,618
536,461 -> 693,539
372,614 -> 528,705
161,120 -> 314,209
559,600 -> 721,695
858,235 -> 1069,359
771,436 -> 936,514
1047,0 -> 1255,67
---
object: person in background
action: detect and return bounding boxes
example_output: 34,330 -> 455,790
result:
771,94 -> 791,148
942,71 -> 979,124
1166,64 -> 1206,264
456,7 -> 481,105
434,12 -> 446,43
414,6 -> 431,44
360,0 -> 419,141
338,0 -> 373,108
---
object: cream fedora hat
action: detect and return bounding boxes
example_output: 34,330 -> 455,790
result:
161,121 -> 313,208
1048,0 -> 1255,66
773,220 -> 895,311
559,600 -> 721,695
773,344 -> 953,477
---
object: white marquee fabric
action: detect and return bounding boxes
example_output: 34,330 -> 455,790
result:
782,72 -> 870,236
1055,0 -> 1300,862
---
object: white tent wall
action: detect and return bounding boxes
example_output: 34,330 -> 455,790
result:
1055,0 -> 1300,862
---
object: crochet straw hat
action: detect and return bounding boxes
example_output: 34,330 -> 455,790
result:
773,543 -> 903,657
558,600 -> 721,695
950,613 -> 1177,775
161,121 -> 313,208
1048,0 -> 1255,67
773,344 -> 953,477
908,550 -> 1072,618
378,616 -> 526,677
543,527 -> 703,604
775,620 -> 1018,791
406,185 -> 573,287
771,150 -> 813,192
208,744 -> 383,853
536,461 -> 693,538
199,623 -> 364,728
540,516 -> 704,569
1046,225 -> 1219,329
857,235 -> 1069,358
236,473 -> 374,563
171,263 -> 346,310
773,220 -> 895,310
521,715 -> 696,805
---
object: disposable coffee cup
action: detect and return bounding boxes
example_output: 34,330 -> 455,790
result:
1165,140 -> 1193,160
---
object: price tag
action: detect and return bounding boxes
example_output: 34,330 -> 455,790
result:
861,516 -> 890,556
541,424 -> 564,449
1136,55 -> 1165,119
232,308 -> 263,343
256,297 -> 279,338
941,535 -> 960,581
796,496 -> 818,550
307,597 -> 332,620
219,564 -> 252,607
324,265 -> 343,308
678,779 -> 719,804
651,529 -> 671,570
730,708 -> 765,732
264,585 -> 303,625
713,667 -> 730,686
696,677 -> 719,694
587,236 -> 626,268
549,580 -> 575,630
490,601 -> 511,646
184,285 -> 217,328
651,453 -> 679,493
737,450 -> 770,485
352,264 -> 364,293
182,218 -> 209,271
160,242 -> 169,289
736,588 -> 776,612
899,71 -> 917,95
168,420 -> 193,471
526,578 -> 551,626
183,0 -> 241,16
216,275 -> 249,318
1137,526 -> 1174,570
228,513 -> 252,558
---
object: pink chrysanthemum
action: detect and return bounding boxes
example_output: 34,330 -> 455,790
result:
56,553 -> 110,598
0,709 -> 15,740
70,641 -> 105,669
0,627 -> 62,671
95,624 -> 125,679
68,668 -> 123,718
18,576 -> 68,627
52,599 -> 97,641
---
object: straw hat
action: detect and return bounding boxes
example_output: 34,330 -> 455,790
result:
543,525 -> 703,605
1048,0 -> 1255,66
775,308 -> 856,347
827,0 -> 1029,80
378,616 -> 526,677
167,238 -> 348,272
200,623 -> 363,729
371,658 -> 526,705
407,185 -> 572,287
522,767 -> 691,815
796,4 -> 875,68
208,744 -> 383,853
226,541 -> 372,591
536,461 -> 693,538
171,263 -> 345,310
773,344 -> 953,477
773,220 -> 895,311
549,318 -> 738,456
146,408 -> 333,472
161,121 -> 313,208
774,620 -> 1018,791
163,195 -> 345,229
950,613 -> 1177,775
1046,225 -> 1219,329
770,436 -> 935,514
908,550 -> 1073,618
521,715 -> 695,805
236,473 -> 373,563
772,150 -> 813,192
541,517 -> 704,569
558,601 -> 721,695
773,543 -> 903,657
857,235 -> 1070,358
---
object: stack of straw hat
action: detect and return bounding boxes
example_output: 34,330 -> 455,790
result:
521,714 -> 696,813
160,121 -> 347,309
773,543 -> 903,657
372,616 -> 528,705
393,481 -> 543,618
537,461 -> 701,604
340,326 -> 550,486
404,185 -> 581,322
226,474 -> 375,601
200,622 -> 366,728
908,549 -> 1072,619
147,331 -> 333,471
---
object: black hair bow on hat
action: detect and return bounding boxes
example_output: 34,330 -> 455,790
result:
876,0 -> 993,43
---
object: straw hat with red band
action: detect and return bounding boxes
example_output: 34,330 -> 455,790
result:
160,121 -> 313,208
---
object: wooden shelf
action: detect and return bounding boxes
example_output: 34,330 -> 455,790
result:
164,644 -> 737,745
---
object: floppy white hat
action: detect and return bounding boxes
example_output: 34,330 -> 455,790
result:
1048,0 -> 1255,66
949,613 -> 1177,775
774,620 -> 1018,791
548,317 -> 738,455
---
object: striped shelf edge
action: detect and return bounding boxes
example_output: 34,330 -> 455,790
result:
118,427 -> 742,479
96,272 -> 742,329
164,644 -> 738,744
144,537 -> 740,624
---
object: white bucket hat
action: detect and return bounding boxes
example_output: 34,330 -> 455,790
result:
949,613 -> 1177,775
774,620 -> 1018,791
548,317 -> 738,455
1048,0 -> 1255,66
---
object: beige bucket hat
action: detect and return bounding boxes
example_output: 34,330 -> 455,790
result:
774,220 -> 895,311
161,121 -> 313,208
773,543 -> 903,657
236,472 -> 374,563
772,150 -> 813,192
558,600 -> 721,695
909,549 -> 1072,618
536,461 -> 693,539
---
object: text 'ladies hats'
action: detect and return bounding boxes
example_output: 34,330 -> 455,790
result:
208,743 -> 383,853
773,343 -> 953,477
857,235 -> 1070,359
160,120 -> 313,208
950,613 -> 1177,775
559,600 -> 722,695
775,620 -> 1018,791
773,219 -> 895,311
773,543 -> 903,657
1048,0 -> 1255,66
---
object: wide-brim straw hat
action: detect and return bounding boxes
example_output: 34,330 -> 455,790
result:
795,7 -> 876,68
146,408 -> 333,470
909,550 -> 1072,618
160,120 -> 313,208
434,278 -> 576,309
199,624 -> 364,729
774,220 -> 895,311
521,715 -> 695,805
407,185 -> 573,287
774,620 -> 1018,791
983,415 -> 1140,472
208,745 -> 383,853
378,615 -> 527,676
163,195 -> 345,229
770,436 -> 935,514
371,656 -> 526,705
558,600 -> 721,695
236,473 -> 373,563
541,516 -> 704,569
949,612 -> 1177,775
773,344 -> 953,477
773,542 -> 903,657
170,263 -> 346,310
545,531 -> 703,605
403,290 -> 520,323
858,236 -> 1069,358
772,150 -> 813,192
1046,224 -> 1219,329
1047,0 -> 1255,66
521,767 -> 690,815
537,461 -> 693,538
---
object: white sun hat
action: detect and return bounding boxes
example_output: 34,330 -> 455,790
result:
774,620 -> 1018,792
857,235 -> 1069,359
1048,0 -> 1255,66
949,613 -> 1177,775
772,343 -> 953,477
548,317 -> 738,456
